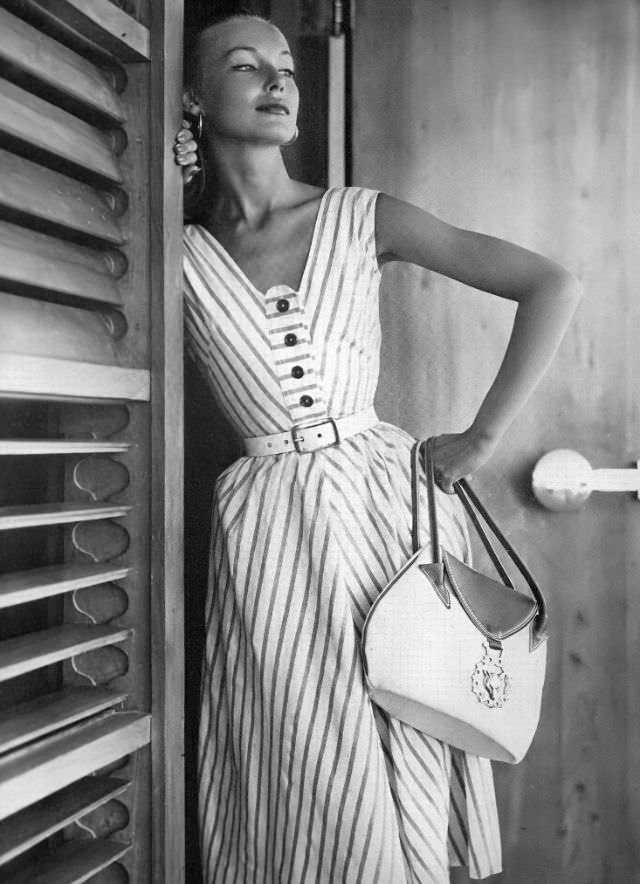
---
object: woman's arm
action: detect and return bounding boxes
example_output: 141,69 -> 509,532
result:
375,193 -> 583,491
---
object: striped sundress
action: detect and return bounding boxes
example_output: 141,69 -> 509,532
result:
183,186 -> 503,883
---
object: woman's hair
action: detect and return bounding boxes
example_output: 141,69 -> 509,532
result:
184,9 -> 273,90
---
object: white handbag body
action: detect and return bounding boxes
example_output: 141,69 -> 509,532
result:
361,440 -> 548,764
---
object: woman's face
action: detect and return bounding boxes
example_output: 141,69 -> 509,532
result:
195,19 -> 299,146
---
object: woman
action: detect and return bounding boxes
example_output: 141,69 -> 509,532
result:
176,12 -> 581,883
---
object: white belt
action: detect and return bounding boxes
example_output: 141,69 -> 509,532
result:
244,407 -> 379,456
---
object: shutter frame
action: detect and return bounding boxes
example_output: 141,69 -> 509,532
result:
0,1 -> 185,881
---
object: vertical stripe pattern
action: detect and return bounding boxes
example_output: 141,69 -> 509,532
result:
184,187 -> 502,882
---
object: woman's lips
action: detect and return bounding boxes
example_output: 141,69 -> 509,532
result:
257,104 -> 289,114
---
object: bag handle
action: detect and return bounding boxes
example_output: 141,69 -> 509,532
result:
412,438 -> 548,646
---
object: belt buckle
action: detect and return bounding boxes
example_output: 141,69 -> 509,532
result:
291,417 -> 340,453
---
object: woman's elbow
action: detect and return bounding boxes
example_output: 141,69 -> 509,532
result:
557,269 -> 584,305
537,265 -> 584,309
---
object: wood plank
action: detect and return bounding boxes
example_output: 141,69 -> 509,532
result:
0,686 -> 128,754
0,80 -> 123,185
0,222 -> 127,277
0,440 -> 130,457
0,712 -> 150,820
0,223 -> 122,306
1,293 -> 124,367
0,0 -> 127,83
0,354 -> 151,403
327,34 -> 346,187
0,502 -> 132,531
4,836 -> 131,884
0,775 -> 129,866
0,150 -> 124,246
26,0 -> 151,63
0,8 -> 125,125
0,562 -> 131,609
0,623 -> 132,682
148,3 -> 186,880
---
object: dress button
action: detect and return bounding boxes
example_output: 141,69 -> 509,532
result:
300,395 -> 314,407
276,298 -> 290,313
284,333 -> 297,347
291,365 -> 304,379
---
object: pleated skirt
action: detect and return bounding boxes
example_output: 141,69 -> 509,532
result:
198,422 -> 502,883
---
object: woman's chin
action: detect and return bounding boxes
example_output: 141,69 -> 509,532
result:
206,126 -> 296,149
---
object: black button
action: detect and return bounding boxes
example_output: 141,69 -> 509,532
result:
291,365 -> 304,379
300,395 -> 314,407
276,298 -> 290,313
284,333 -> 297,347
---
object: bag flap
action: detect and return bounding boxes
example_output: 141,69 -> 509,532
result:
443,551 -> 537,642
418,562 -> 451,607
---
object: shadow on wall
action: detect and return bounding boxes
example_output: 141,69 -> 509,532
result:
184,355 -> 243,884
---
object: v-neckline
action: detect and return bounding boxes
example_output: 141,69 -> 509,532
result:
194,187 -> 335,298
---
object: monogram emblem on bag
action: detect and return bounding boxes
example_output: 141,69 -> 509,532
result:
471,643 -> 510,708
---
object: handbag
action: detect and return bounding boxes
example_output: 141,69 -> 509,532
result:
361,438 -> 548,763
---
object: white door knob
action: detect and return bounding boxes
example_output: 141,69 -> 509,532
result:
532,449 -> 640,511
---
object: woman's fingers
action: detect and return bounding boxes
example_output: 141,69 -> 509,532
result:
173,129 -> 199,179
174,138 -> 197,155
174,148 -> 198,165
429,429 -> 496,493
173,122 -> 201,182
184,164 -> 202,185
433,468 -> 457,495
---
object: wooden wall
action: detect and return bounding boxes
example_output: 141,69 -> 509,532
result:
352,0 -> 640,881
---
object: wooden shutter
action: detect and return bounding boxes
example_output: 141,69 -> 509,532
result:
0,1 -> 184,881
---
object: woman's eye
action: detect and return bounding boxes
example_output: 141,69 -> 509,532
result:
233,64 -> 257,71
281,69 -> 296,78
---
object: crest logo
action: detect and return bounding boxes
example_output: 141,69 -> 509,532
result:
471,643 -> 510,708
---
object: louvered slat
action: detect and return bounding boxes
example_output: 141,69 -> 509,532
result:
0,441 -> 130,456
0,502 -> 132,531
0,149 -> 124,246
0,686 -> 128,754
0,563 -> 131,608
23,0 -> 151,63
0,624 -> 131,682
0,220 -> 126,275
0,354 -> 150,402
0,8 -> 125,124
0,711 -> 150,819
0,775 -> 129,866
1,293 -> 127,369
0,0 -> 126,79
0,80 -> 123,185
0,223 -> 123,306
4,837 -> 130,884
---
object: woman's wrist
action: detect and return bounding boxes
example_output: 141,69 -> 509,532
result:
467,421 -> 502,454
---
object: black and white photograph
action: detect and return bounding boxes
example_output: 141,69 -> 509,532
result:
0,1 -> 637,882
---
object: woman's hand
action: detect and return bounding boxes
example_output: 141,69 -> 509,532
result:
429,429 -> 498,493
173,121 -> 200,184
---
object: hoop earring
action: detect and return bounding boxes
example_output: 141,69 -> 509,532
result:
183,110 -> 207,220
184,109 -> 204,141
282,125 -> 299,147
194,111 -> 204,141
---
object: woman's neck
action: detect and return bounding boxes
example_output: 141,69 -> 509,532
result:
203,140 -> 296,230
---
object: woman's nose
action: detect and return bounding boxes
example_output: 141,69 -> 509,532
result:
265,69 -> 286,92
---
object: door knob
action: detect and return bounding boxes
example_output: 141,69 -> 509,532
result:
532,449 -> 640,511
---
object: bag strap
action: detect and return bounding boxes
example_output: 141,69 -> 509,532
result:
451,475 -> 514,587
411,439 -> 440,559
413,438 -> 548,645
